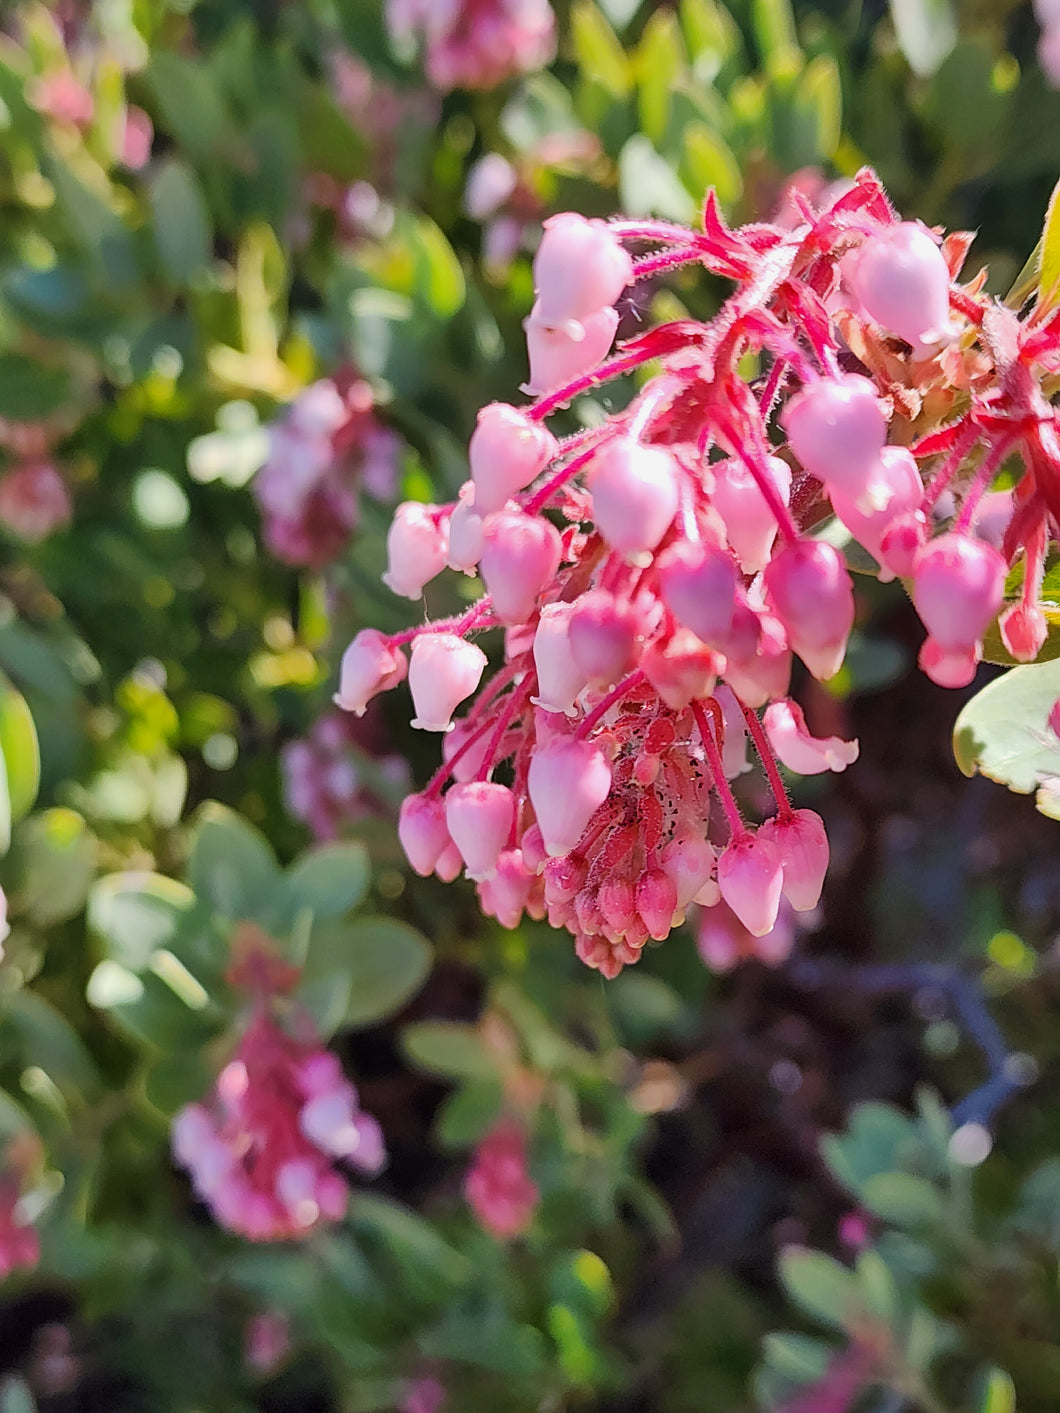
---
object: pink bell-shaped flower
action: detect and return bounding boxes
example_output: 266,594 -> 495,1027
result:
528,736 -> 612,856
523,303 -> 619,397
782,375 -> 887,498
445,781 -> 516,881
721,609 -> 791,709
382,502 -> 449,599
477,849 -> 535,929
567,589 -> 642,684
764,540 -> 854,680
408,633 -> 488,732
878,509 -> 928,579
758,808 -> 829,912
763,699 -> 859,775
656,539 -> 743,651
660,831 -> 717,914
717,831 -> 784,938
480,509 -> 562,624
587,441 -> 680,564
447,481 -> 486,573
636,868 -> 679,941
712,455 -> 792,573
532,213 -> 634,324
847,221 -> 957,351
1000,602 -> 1048,663
642,628 -> 721,710
333,629 -> 407,716
829,446 -> 923,578
398,792 -> 452,876
912,532 -> 1006,652
918,637 -> 981,689
532,601 -> 588,714
468,403 -> 559,515
434,841 -> 465,883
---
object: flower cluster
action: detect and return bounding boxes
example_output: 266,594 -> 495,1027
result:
172,974 -> 385,1240
0,460 -> 71,543
463,1120 -> 539,1239
334,169 -> 1060,976
282,709 -> 410,843
386,0 -> 556,91
254,376 -> 400,569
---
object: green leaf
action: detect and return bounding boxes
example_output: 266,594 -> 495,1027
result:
0,357 -> 74,422
856,1249 -> 900,1323
401,1021 -> 494,1080
635,10 -> 685,145
682,123 -> 743,208
860,1172 -> 945,1228
680,0 -> 743,82
88,872 -> 196,971
297,917 -> 431,1037
753,0 -> 799,61
0,677 -> 39,824
148,51 -> 231,159
17,808 -> 96,927
790,54 -> 842,165
143,1050 -> 216,1116
278,841 -> 370,925
1037,175 -> 1060,316
571,0 -> 633,97
187,802 -> 281,919
5,990 -> 99,1098
149,159 -> 213,286
352,1194 -> 472,1293
952,659 -> 1060,819
435,1079 -> 504,1148
760,1332 -> 832,1383
778,1247 -> 860,1331
619,135 -> 697,223
889,0 -> 956,78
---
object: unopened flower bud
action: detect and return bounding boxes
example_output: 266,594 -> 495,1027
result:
848,221 -> 957,351
712,455 -> 792,573
398,792 -> 452,876
717,832 -> 784,938
532,601 -> 587,714
532,213 -> 634,324
523,303 -> 619,397
445,781 -> 516,881
782,375 -> 887,496
764,540 -> 854,681
912,533 -> 1006,653
759,808 -> 829,912
568,589 -> 641,684
447,481 -> 486,573
480,509 -> 562,624
469,404 -> 558,516
656,539 -> 743,651
588,441 -> 680,564
528,736 -> 612,856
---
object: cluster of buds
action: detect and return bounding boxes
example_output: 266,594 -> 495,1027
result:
254,376 -> 400,569
172,933 -> 385,1240
281,709 -> 409,842
463,1120 -> 539,1239
386,0 -> 556,91
334,169 -> 1060,976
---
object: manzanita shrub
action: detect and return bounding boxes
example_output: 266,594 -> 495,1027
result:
3,1 -> 1060,1411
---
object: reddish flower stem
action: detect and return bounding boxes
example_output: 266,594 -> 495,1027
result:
522,444 -> 600,515
954,433 -> 1022,533
631,244 -> 704,281
388,600 -> 495,647
423,714 -> 498,799
575,668 -> 646,740
475,679 -> 533,782
608,219 -> 699,243
719,415 -> 801,546
692,699 -> 747,840
527,344 -> 673,422
918,418 -> 979,514
738,699 -> 794,821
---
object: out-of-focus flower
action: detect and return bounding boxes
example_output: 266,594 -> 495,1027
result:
0,462 -> 72,543
464,1120 -> 539,1239
282,709 -> 410,841
387,0 -> 556,91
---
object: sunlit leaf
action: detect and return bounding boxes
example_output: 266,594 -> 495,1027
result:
952,659 -> 1060,819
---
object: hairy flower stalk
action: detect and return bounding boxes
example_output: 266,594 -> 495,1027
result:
336,170 -> 1060,976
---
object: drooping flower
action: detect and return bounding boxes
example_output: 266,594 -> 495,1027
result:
464,1120 -> 539,1239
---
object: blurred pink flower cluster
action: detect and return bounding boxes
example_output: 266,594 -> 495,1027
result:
0,1172 -> 39,1281
386,0 -> 556,91
282,709 -> 410,842
172,966 -> 385,1240
464,1120 -> 539,1239
332,168 -> 1060,977
255,376 -> 401,569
